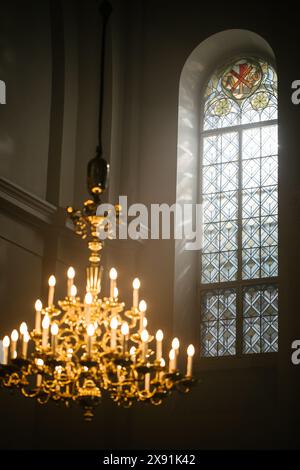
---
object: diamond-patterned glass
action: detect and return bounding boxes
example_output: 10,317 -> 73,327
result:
243,285 -> 278,353
201,289 -> 236,357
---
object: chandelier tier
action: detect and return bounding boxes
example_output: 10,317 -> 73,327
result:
0,202 -> 196,420
0,1 -> 196,420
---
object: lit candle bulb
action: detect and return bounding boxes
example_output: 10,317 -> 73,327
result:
87,324 -> 95,357
20,322 -> 27,337
132,278 -> 140,309
36,358 -> 44,387
159,358 -> 165,380
51,323 -> 59,355
85,292 -> 93,324
113,287 -> 118,300
172,337 -> 180,369
35,299 -> 42,333
70,284 -> 77,301
145,372 -> 150,392
141,329 -> 149,360
129,346 -> 136,363
22,332 -> 30,359
2,336 -> 10,364
121,322 -> 129,353
10,329 -> 18,359
139,300 -> 147,333
186,344 -> 195,376
48,275 -> 56,307
156,329 -> 164,360
109,268 -> 117,298
110,316 -> 118,349
169,349 -> 175,372
42,315 -> 50,349
19,322 -> 28,357
67,267 -> 75,296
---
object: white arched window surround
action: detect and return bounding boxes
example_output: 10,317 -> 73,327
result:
174,30 -> 278,363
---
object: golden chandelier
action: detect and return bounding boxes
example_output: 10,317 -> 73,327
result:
0,1 -> 196,421
0,199 -> 196,420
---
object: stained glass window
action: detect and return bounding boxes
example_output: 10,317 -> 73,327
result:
200,57 -> 278,357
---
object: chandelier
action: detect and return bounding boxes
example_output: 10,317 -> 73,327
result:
0,1 -> 196,421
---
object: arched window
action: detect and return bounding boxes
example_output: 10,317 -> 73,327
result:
200,57 -> 278,356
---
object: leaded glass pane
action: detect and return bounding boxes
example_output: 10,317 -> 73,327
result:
261,187 -> 277,216
203,194 -> 220,223
201,289 -> 236,357
242,189 -> 260,218
201,56 -> 278,357
219,251 -> 237,282
261,246 -> 278,277
243,285 -> 278,353
221,162 -> 238,191
220,191 -> 238,221
261,125 -> 278,156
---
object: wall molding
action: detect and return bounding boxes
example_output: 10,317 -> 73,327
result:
0,176 -> 57,227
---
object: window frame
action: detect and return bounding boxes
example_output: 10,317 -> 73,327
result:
197,56 -> 279,364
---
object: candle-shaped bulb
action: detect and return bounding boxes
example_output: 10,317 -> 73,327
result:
156,329 -> 164,342
34,299 -> 43,333
35,299 -> 42,311
129,346 -> 136,356
143,317 -> 148,328
121,322 -> 129,336
20,322 -> 28,335
24,332 -> 30,343
160,358 -> 165,367
67,267 -> 75,296
109,268 -> 118,280
186,344 -> 195,376
86,324 -> 95,357
109,268 -> 118,298
132,278 -> 140,308
36,358 -> 44,386
84,292 -> 93,324
169,349 -> 175,361
141,329 -> 149,343
139,300 -> 147,312
110,317 -> 118,330
41,315 -> 50,349
70,285 -> 77,297
172,337 -> 180,351
48,275 -> 56,287
141,329 -> 149,360
87,324 -> 95,337
132,278 -> 140,289
110,316 -> 118,350
11,329 -> 18,342
155,330 -> 164,361
155,329 -> 164,360
2,335 -> 10,364
10,329 -> 18,359
42,315 -> 50,330
67,266 -> 75,280
3,336 -> 10,348
23,332 -> 30,359
113,287 -> 118,298
48,275 -> 56,307
51,323 -> 59,336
